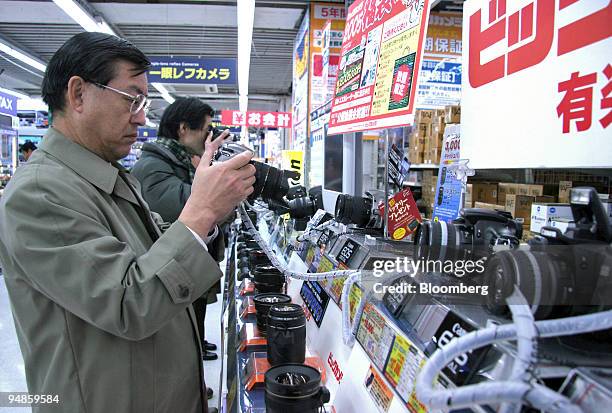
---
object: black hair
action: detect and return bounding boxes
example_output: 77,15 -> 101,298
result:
42,32 -> 150,114
19,141 -> 37,153
157,97 -> 215,141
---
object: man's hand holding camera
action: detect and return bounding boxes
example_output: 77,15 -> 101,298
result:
179,130 -> 256,238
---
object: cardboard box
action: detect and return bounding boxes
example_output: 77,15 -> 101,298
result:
558,181 -> 573,203
415,109 -> 434,124
505,194 -> 534,226
550,218 -> 576,234
535,195 -> 556,203
472,183 -> 498,204
474,202 -> 506,211
527,184 -> 544,197
434,109 -> 446,120
530,203 -> 573,233
416,122 -> 429,137
444,105 -> 461,123
497,183 -> 518,204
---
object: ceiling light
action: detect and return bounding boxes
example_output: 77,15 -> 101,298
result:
237,0 -> 255,111
0,40 -> 46,72
52,0 -> 116,35
0,86 -> 30,100
151,83 -> 175,104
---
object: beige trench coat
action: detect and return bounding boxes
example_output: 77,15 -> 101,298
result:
0,128 -> 221,412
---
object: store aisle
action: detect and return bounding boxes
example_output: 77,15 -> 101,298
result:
203,286 -> 223,411
0,274 -> 30,412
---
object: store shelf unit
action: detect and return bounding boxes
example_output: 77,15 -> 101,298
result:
220,210 -> 612,413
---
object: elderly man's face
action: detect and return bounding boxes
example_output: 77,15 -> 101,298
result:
81,61 -> 147,161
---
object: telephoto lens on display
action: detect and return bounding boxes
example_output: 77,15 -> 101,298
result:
264,364 -> 330,413
267,304 -> 306,366
213,141 -> 300,204
254,293 -> 291,335
252,265 -> 285,293
334,192 -> 382,229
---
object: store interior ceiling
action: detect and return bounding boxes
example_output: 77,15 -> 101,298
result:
0,0 -> 464,122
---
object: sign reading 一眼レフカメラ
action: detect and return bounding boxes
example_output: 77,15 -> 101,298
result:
148,56 -> 236,85
328,0 -> 431,134
461,0 -> 612,168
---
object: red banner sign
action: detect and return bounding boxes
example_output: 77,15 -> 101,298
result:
328,0 -> 430,134
220,110 -> 293,128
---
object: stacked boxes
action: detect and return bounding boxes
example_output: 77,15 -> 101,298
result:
421,170 -> 438,214
444,105 -> 461,124
505,194 -> 535,227
465,184 -> 473,208
472,183 -> 498,204
409,108 -> 458,165
558,181 -> 573,203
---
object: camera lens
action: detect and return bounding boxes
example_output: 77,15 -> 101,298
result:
254,293 -> 291,335
253,265 -> 285,293
484,249 -> 574,319
267,304 -> 306,366
265,364 -> 330,413
249,250 -> 272,269
286,196 -> 316,219
335,194 -> 373,227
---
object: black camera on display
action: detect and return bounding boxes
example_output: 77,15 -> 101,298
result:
334,192 -> 383,229
415,208 -> 523,264
266,186 -> 325,230
485,187 -> 612,321
214,142 -> 300,204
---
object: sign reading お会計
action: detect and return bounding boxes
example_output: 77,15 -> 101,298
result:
328,0 -> 430,134
461,0 -> 612,169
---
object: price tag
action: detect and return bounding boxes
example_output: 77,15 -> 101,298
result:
348,283 -> 363,323
317,255 -> 335,273
356,303 -> 396,370
382,276 -> 414,317
364,365 -> 394,413
299,281 -> 330,327
336,239 -> 360,267
317,230 -> 331,248
384,334 -> 410,387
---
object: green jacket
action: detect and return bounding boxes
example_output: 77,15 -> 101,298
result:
132,141 -> 224,302
0,128 -> 221,413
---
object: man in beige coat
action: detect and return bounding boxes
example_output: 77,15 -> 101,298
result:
0,32 -> 255,413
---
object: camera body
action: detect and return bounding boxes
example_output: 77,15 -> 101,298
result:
415,208 -> 522,263
485,187 -> 612,320
213,141 -> 300,203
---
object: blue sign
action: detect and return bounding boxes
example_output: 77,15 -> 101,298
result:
148,56 -> 236,85
0,91 -> 18,117
433,130 -> 463,223
420,60 -> 462,85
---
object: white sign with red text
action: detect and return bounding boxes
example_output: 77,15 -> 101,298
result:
461,0 -> 612,169
220,110 -> 292,128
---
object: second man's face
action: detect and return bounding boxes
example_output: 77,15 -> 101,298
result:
182,115 -> 212,156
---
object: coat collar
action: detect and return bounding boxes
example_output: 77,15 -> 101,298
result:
39,127 -> 138,205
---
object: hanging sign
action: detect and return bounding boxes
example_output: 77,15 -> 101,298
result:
432,124 -> 463,223
220,110 -> 292,128
462,0 -> 612,168
328,0 -> 430,134
148,56 -> 236,85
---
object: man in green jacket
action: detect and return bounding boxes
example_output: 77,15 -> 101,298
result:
0,32 -> 255,413
131,97 -> 223,364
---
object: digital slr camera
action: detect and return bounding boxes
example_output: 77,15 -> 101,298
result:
485,187 -> 612,320
414,208 -> 523,263
214,142 -> 300,204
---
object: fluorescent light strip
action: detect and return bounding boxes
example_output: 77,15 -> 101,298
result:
0,86 -> 30,100
0,41 -> 46,72
151,83 -> 175,104
53,0 -> 116,35
237,0 -> 255,110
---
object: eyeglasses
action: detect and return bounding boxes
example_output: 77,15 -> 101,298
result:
93,82 -> 151,115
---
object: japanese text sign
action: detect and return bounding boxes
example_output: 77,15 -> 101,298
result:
461,0 -> 612,168
220,110 -> 292,128
328,0 -> 430,134
433,125 -> 463,223
379,187 -> 422,240
0,91 -> 17,117
148,56 -> 236,85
